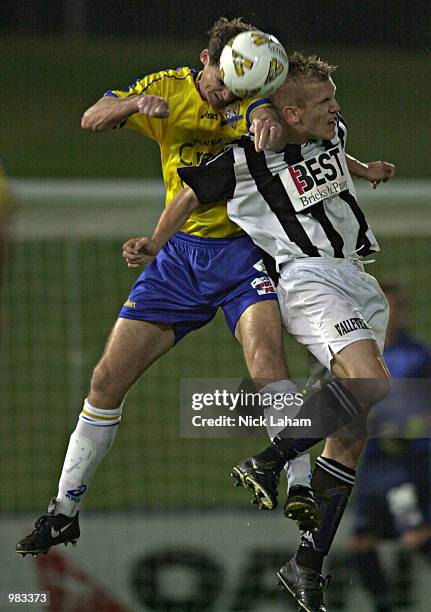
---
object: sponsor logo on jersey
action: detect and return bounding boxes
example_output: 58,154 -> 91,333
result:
251,276 -> 276,295
65,484 -> 87,503
334,317 -> 370,337
281,144 -> 350,212
200,111 -> 220,121
124,299 -> 136,308
179,139 -> 223,167
220,103 -> 243,127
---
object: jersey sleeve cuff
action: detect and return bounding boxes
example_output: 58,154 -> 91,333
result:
246,99 -> 271,127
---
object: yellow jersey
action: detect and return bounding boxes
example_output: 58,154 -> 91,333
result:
106,67 -> 271,238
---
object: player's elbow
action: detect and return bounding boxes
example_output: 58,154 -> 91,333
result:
81,110 -> 96,131
81,109 -> 107,132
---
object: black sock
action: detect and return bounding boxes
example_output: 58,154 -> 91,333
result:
352,548 -> 390,605
296,456 -> 355,574
254,381 -> 363,466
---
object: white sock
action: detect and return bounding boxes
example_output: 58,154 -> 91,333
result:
55,399 -> 122,517
261,378 -> 302,441
284,454 -> 312,489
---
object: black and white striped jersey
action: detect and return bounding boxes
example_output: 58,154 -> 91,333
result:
178,116 -> 379,270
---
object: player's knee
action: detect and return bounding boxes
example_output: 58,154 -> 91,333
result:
90,361 -> 125,407
342,372 -> 390,407
249,342 -> 288,378
363,375 -> 390,406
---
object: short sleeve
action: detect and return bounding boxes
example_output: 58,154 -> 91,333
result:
177,146 -> 237,204
104,70 -> 171,142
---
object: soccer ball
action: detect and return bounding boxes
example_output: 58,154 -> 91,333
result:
219,30 -> 288,98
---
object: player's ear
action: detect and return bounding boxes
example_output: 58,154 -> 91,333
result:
200,49 -> 210,66
282,105 -> 300,126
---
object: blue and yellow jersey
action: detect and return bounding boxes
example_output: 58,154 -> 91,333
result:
105,66 -> 270,238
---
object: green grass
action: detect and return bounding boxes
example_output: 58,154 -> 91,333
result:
1,232 -> 430,512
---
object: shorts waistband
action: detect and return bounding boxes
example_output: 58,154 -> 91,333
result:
282,256 -> 365,271
171,231 -> 250,248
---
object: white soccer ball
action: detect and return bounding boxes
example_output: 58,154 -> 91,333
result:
219,30 -> 288,98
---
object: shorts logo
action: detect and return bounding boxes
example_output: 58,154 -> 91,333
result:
124,299 -> 136,308
335,317 -> 370,336
251,276 -> 276,295
253,259 -> 267,273
65,484 -> 87,503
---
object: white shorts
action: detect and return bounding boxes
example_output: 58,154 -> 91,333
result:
277,258 -> 389,371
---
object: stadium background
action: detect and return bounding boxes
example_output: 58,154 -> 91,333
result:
0,1 -> 430,610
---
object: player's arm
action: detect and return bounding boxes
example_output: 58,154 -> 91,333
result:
123,145 -> 236,267
346,154 -> 395,189
123,188 -> 200,267
81,94 -> 169,131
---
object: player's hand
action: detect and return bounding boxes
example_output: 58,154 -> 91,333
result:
136,95 -> 170,118
249,107 -> 286,152
365,161 -> 395,189
122,236 -> 160,267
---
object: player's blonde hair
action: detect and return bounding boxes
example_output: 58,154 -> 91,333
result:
207,17 -> 254,65
271,51 -> 337,109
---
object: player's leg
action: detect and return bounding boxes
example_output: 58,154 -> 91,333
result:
292,339 -> 389,574
230,352 -> 376,516
279,339 -> 390,609
16,318 -> 175,557
54,318 -> 175,514
237,263 -> 390,609
233,260 -> 390,502
295,340 -> 388,577
16,233 -> 208,557
229,291 -> 315,525
234,299 -> 288,379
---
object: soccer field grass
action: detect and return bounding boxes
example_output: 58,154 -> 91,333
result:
2,220 -> 431,512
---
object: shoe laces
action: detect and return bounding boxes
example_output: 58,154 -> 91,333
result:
33,515 -> 49,533
254,462 -> 280,492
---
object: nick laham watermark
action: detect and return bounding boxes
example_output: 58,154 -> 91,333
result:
180,378 -> 431,439
181,379 -> 308,438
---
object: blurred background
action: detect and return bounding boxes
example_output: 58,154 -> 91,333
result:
0,1 -> 430,610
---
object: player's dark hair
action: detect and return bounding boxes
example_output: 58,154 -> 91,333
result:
207,17 -> 254,65
271,51 -> 337,109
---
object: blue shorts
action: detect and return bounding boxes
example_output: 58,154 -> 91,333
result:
118,232 -> 277,342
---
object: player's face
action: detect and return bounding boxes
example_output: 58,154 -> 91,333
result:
298,78 -> 340,140
199,50 -> 238,109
